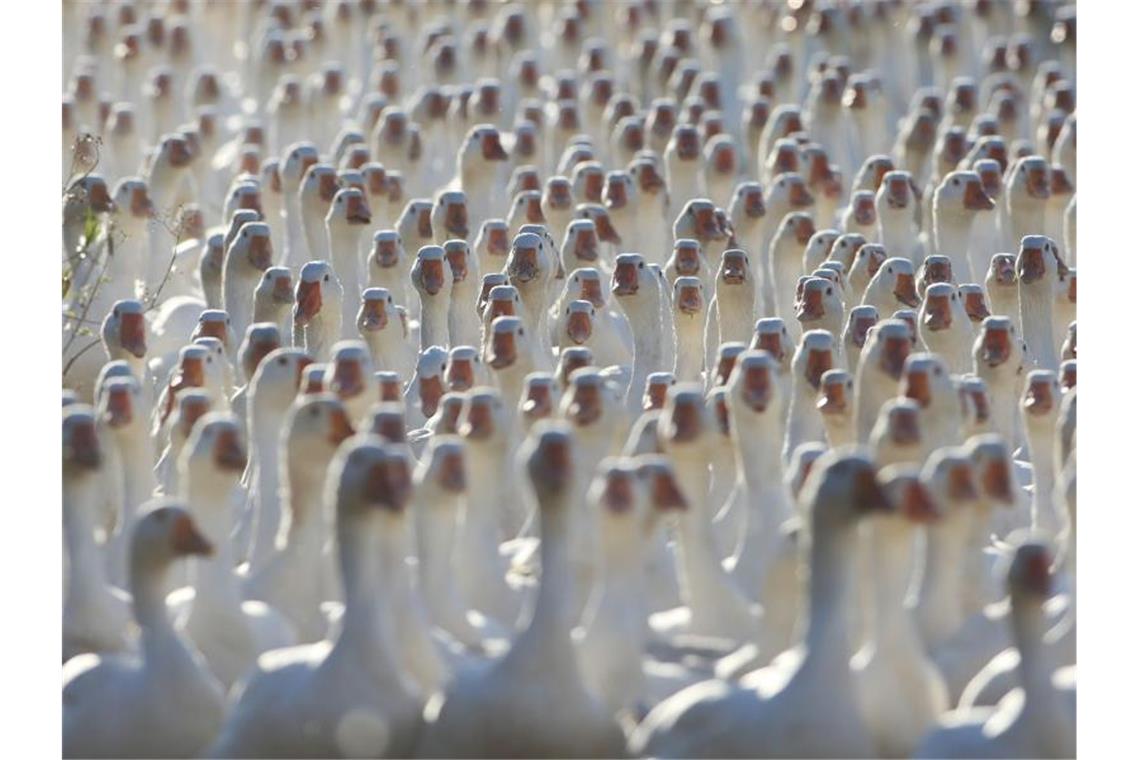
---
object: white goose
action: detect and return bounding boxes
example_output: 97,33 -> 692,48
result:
325,187 -> 372,335
209,439 -> 423,758
293,260 -> 344,362
63,503 -> 224,758
416,424 -> 628,758
1017,235 -> 1063,371
632,450 -> 889,758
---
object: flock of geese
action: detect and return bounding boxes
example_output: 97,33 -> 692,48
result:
61,0 -> 1077,757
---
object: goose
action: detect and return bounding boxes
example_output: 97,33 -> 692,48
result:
1021,369 -> 1065,537
861,256 -> 920,317
293,260 -> 344,362
875,170 -> 923,264
854,319 -> 912,442
701,135 -> 741,211
672,198 -> 730,273
841,190 -> 880,241
844,73 -> 891,160
842,304 -> 880,373
396,200 -> 437,277
539,176 -> 576,256
418,425 -> 629,760
932,170 -> 994,284
818,368 -> 856,448
802,229 -> 841,281
757,104 -> 804,181
1052,265 -> 1077,353
915,539 -> 1075,758
506,231 -> 556,369
156,389 -> 214,498
367,230 -> 411,312
613,252 -> 668,414
769,212 -> 817,333
628,156 -> 671,266
602,170 -> 641,251
356,288 -> 414,381
506,189 -> 546,239
221,220 -> 273,346
653,384 -> 759,643
456,124 -> 509,225
279,142 -> 320,269
99,299 -> 149,389
851,467 -> 950,758
63,502 -> 224,759
632,450 -> 889,759
985,251 -> 1020,324
298,164 -> 338,262
902,354 -> 964,462
325,187 -> 372,334
973,315 -> 1028,448
555,267 -> 632,368
784,330 -> 837,465
919,282 -> 975,373
251,267 -> 294,342
472,217 -> 510,277
848,242 -> 887,306
168,413 -> 296,690
150,342 -> 224,449
705,249 -> 759,372
438,239 -> 482,351
242,348 -> 314,574
99,376 -> 159,589
719,352 -> 798,652
405,346 -> 448,431
795,275 -> 845,347
957,283 -> 991,336
664,124 -> 702,216
327,341 -> 378,428
63,406 -> 133,663
479,283 -> 520,359
210,439 -> 423,758
1017,235 -> 1063,371
892,107 -> 938,190
1002,155 -> 1051,251
871,398 -> 926,470
146,133 -> 195,218
228,322 -> 281,431
671,276 -> 707,384
575,456 -> 688,720
664,238 -> 715,304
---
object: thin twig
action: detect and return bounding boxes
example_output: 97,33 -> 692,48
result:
62,338 -> 104,378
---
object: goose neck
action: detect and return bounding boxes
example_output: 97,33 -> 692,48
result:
334,512 -> 399,673
802,516 -> 858,669
914,509 -> 970,636
866,519 -> 921,647
529,497 -> 578,637
64,473 -> 113,602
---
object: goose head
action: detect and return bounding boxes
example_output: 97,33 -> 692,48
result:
1005,155 -> 1051,204
728,181 -> 766,228
473,218 -> 510,265
828,232 -> 866,273
875,170 -> 919,217
785,441 -> 828,503
410,245 -> 454,301
285,392 -> 356,469
445,346 -> 481,393
180,412 -> 248,496
672,198 -> 725,245
870,398 -> 924,466
1021,368 -> 1060,433
254,267 -> 294,317
921,447 -> 980,516
602,170 -> 635,214
329,438 -> 413,526
847,190 -> 878,228
559,368 -> 614,430
98,375 -> 145,435
301,162 -> 339,213
458,124 -> 508,175
357,287 -> 395,334
455,387 -> 506,448
850,242 -> 887,285
367,401 -> 408,445
192,310 -> 235,353
101,299 -> 147,362
899,353 -> 956,412
110,177 -> 154,227
294,260 -> 343,326
484,284 -> 521,324
416,436 -> 467,500
250,348 -> 312,408
985,252 -> 1018,303
792,330 -> 836,394
853,155 -> 895,194
328,340 -> 374,403
818,367 -> 854,423
716,248 -> 753,292
505,231 -> 552,293
129,503 -> 213,578
225,180 -> 264,220
369,230 -> 406,276
486,314 -> 528,372
727,350 -> 780,417
281,142 -> 320,189
611,252 -> 655,302
658,383 -> 711,456
1059,358 -> 1077,394
376,373 -> 403,405
799,450 -> 890,529
795,276 -> 842,329
327,187 -> 372,231
237,323 -> 282,384
672,276 -> 705,320
934,170 -> 995,222
667,238 -> 704,279
957,283 -> 990,325
65,174 -> 115,223
63,405 -> 103,476
561,219 -> 601,270
507,189 -> 546,233
843,304 -> 880,353
560,300 -> 596,347
432,191 -> 470,242
919,282 -> 965,333
1016,234 -> 1062,288
542,176 -> 575,219
396,199 -> 435,249
524,421 -> 576,505
965,434 -> 1016,507
973,315 -> 1024,373
750,317 -> 795,371
227,221 -> 274,274
866,257 -> 920,309
666,123 -> 702,166
866,319 -> 912,381
629,156 -> 667,200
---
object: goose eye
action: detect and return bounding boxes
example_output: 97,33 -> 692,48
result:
310,407 -> 319,416
518,328 -> 525,335
324,275 -> 329,282
638,262 -> 645,269
113,309 -> 119,317
953,179 -> 959,186
934,367 -> 942,376
277,357 -> 287,365
566,307 -> 570,314
826,287 -> 832,295
388,296 -> 393,303
887,267 -> 893,274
